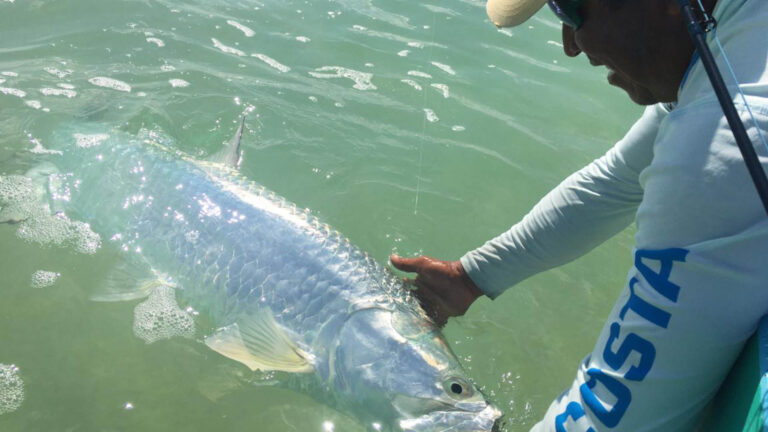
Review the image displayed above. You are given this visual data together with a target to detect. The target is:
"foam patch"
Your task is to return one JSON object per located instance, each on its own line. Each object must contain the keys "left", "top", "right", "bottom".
{"left": 16, "top": 211, "right": 101, "bottom": 254}
{"left": 0, "top": 364, "right": 24, "bottom": 415}
{"left": 133, "top": 285, "right": 195, "bottom": 344}
{"left": 0, "top": 174, "right": 101, "bottom": 254}
{"left": 30, "top": 270, "right": 60, "bottom": 289}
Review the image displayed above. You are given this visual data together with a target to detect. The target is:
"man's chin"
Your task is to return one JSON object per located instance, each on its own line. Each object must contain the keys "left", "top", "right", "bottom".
{"left": 608, "top": 70, "right": 659, "bottom": 106}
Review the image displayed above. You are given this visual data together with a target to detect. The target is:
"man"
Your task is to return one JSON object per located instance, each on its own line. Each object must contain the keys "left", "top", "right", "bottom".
{"left": 391, "top": 0, "right": 768, "bottom": 430}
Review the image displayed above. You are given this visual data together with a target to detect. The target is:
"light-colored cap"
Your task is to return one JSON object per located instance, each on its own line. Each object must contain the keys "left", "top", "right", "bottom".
{"left": 486, "top": 0, "right": 548, "bottom": 28}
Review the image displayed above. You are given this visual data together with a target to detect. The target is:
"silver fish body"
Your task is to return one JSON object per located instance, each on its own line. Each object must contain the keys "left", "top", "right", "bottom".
{"left": 48, "top": 125, "right": 501, "bottom": 431}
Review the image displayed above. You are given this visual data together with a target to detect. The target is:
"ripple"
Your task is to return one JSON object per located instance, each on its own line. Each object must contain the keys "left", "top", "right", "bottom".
{"left": 422, "top": 4, "right": 460, "bottom": 16}
{"left": 407, "top": 70, "right": 432, "bottom": 79}
{"left": 350, "top": 25, "right": 445, "bottom": 49}
{"left": 44, "top": 67, "right": 71, "bottom": 79}
{"left": 397, "top": 50, "right": 409, "bottom": 57}
{"left": 430, "top": 83, "right": 449, "bottom": 98}
{"left": 251, "top": 53, "right": 291, "bottom": 73}
{"left": 296, "top": 36, "right": 311, "bottom": 43}
{"left": 88, "top": 77, "right": 131, "bottom": 92}
{"left": 483, "top": 44, "right": 569, "bottom": 73}
{"left": 431, "top": 61, "right": 456, "bottom": 75}
{"left": 227, "top": 20, "right": 255, "bottom": 37}
{"left": 211, "top": 38, "right": 245, "bottom": 56}
{"left": 1, "top": 71, "right": 18, "bottom": 77}
{"left": 309, "top": 66, "right": 376, "bottom": 91}
{"left": 400, "top": 79, "right": 422, "bottom": 91}
{"left": 146, "top": 37, "right": 165, "bottom": 47}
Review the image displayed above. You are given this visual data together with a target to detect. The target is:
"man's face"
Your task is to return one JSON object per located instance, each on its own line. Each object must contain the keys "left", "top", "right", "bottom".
{"left": 561, "top": 0, "right": 695, "bottom": 105}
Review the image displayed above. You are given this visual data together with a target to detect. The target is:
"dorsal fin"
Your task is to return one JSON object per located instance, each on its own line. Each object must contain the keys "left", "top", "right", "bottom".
{"left": 208, "top": 117, "right": 245, "bottom": 168}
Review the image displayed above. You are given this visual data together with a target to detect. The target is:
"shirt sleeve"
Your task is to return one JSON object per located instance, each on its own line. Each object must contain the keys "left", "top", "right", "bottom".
{"left": 460, "top": 105, "right": 668, "bottom": 298}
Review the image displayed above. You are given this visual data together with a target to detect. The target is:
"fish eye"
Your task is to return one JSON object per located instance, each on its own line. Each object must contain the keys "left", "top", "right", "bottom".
{"left": 442, "top": 376, "right": 473, "bottom": 399}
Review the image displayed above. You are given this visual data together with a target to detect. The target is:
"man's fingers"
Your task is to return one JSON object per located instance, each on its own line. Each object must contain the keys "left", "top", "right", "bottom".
{"left": 390, "top": 254, "right": 423, "bottom": 273}
{"left": 411, "top": 283, "right": 450, "bottom": 327}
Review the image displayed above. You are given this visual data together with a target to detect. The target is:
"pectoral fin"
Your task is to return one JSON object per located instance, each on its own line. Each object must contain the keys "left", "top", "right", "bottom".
{"left": 205, "top": 309, "right": 314, "bottom": 373}
{"left": 91, "top": 258, "right": 159, "bottom": 302}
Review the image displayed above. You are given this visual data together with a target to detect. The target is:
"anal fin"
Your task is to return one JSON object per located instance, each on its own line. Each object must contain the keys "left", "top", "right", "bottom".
{"left": 205, "top": 308, "right": 314, "bottom": 373}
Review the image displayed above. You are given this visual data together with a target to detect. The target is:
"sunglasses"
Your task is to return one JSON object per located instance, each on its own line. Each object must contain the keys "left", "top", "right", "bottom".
{"left": 547, "top": 0, "right": 585, "bottom": 29}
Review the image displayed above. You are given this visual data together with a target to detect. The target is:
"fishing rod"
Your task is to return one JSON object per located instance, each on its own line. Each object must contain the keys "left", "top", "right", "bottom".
{"left": 676, "top": 0, "right": 768, "bottom": 215}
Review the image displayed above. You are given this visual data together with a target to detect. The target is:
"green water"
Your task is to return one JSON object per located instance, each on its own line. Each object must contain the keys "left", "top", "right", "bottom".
{"left": 0, "top": 0, "right": 643, "bottom": 430}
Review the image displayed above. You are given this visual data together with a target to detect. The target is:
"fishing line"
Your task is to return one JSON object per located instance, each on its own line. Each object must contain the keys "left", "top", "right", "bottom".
{"left": 694, "top": 0, "right": 768, "bottom": 155}
{"left": 414, "top": 12, "right": 438, "bottom": 215}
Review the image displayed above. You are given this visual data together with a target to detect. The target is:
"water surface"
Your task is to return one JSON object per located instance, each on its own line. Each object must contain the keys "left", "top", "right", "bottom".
{"left": 0, "top": 0, "right": 642, "bottom": 430}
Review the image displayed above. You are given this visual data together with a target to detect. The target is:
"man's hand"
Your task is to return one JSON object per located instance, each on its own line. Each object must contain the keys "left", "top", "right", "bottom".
{"left": 389, "top": 254, "right": 484, "bottom": 327}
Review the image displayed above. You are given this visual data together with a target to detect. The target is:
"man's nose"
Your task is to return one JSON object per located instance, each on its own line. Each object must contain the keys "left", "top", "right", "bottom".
{"left": 562, "top": 24, "right": 581, "bottom": 57}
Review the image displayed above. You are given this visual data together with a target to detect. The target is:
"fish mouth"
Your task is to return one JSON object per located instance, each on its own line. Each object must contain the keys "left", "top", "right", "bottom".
{"left": 398, "top": 404, "right": 502, "bottom": 432}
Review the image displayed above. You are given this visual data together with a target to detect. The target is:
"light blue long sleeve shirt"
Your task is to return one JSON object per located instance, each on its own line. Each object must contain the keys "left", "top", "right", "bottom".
{"left": 461, "top": 0, "right": 768, "bottom": 430}
{"left": 461, "top": 0, "right": 768, "bottom": 300}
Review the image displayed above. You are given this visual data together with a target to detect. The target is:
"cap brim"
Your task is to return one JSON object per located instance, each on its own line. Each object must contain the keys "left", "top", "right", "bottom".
{"left": 486, "top": 0, "right": 547, "bottom": 28}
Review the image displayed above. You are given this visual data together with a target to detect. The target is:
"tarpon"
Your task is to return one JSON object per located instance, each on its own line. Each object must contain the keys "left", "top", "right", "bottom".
{"left": 3, "top": 120, "right": 501, "bottom": 431}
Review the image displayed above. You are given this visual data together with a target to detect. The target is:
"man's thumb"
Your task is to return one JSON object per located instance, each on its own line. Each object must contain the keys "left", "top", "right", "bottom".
{"left": 390, "top": 254, "right": 421, "bottom": 273}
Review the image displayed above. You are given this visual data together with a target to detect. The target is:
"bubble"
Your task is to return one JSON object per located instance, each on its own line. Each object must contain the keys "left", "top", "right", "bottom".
{"left": 25, "top": 100, "right": 42, "bottom": 110}
{"left": 30, "top": 270, "right": 60, "bottom": 288}
{"left": 88, "top": 77, "right": 131, "bottom": 93}
{"left": 133, "top": 285, "right": 195, "bottom": 343}
{"left": 0, "top": 364, "right": 24, "bottom": 415}
{"left": 68, "top": 220, "right": 102, "bottom": 254}
{"left": 40, "top": 88, "right": 77, "bottom": 98}
{"left": 168, "top": 79, "right": 190, "bottom": 88}
{"left": 0, "top": 87, "right": 26, "bottom": 98}
{"left": 0, "top": 175, "right": 34, "bottom": 205}
{"left": 423, "top": 108, "right": 439, "bottom": 123}
{"left": 73, "top": 133, "right": 109, "bottom": 148}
